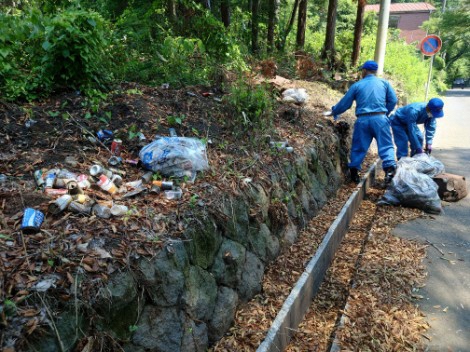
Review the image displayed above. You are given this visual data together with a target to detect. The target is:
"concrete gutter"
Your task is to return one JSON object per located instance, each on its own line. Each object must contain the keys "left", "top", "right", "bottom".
{"left": 257, "top": 161, "right": 378, "bottom": 352}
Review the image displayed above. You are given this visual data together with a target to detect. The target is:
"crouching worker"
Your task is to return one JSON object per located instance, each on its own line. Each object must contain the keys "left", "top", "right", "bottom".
{"left": 390, "top": 98, "right": 444, "bottom": 159}
{"left": 330, "top": 60, "right": 398, "bottom": 184}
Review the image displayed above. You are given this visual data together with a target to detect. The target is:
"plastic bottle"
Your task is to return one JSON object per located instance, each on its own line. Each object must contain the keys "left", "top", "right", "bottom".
{"left": 164, "top": 187, "right": 183, "bottom": 200}
{"left": 92, "top": 204, "right": 112, "bottom": 219}
{"left": 110, "top": 204, "right": 128, "bottom": 216}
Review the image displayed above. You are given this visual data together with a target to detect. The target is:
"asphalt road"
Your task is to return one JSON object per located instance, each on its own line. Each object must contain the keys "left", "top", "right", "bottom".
{"left": 392, "top": 88, "right": 470, "bottom": 351}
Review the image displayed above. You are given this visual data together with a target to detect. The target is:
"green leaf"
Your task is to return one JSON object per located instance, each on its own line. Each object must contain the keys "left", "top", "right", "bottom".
{"left": 87, "top": 19, "right": 96, "bottom": 27}
{"left": 0, "top": 48, "right": 10, "bottom": 58}
{"left": 42, "top": 41, "right": 52, "bottom": 51}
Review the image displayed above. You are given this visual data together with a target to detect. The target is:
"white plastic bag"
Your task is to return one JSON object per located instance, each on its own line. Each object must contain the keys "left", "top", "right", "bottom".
{"left": 139, "top": 137, "right": 209, "bottom": 178}
{"left": 397, "top": 154, "right": 445, "bottom": 177}
{"left": 282, "top": 88, "right": 308, "bottom": 104}
{"left": 379, "top": 165, "right": 442, "bottom": 214}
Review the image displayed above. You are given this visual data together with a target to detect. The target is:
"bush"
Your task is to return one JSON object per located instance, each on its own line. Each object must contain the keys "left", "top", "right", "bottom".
{"left": 0, "top": 8, "right": 112, "bottom": 101}
{"left": 225, "top": 79, "right": 275, "bottom": 137}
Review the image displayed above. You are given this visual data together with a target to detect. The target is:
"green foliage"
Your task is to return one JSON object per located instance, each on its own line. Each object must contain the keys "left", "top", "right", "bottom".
{"left": 0, "top": 8, "right": 112, "bottom": 101}
{"left": 226, "top": 79, "right": 275, "bottom": 136}
{"left": 167, "top": 114, "right": 186, "bottom": 126}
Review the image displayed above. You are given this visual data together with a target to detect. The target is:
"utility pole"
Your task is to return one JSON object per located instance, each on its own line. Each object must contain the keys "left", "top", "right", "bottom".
{"left": 374, "top": 0, "right": 391, "bottom": 75}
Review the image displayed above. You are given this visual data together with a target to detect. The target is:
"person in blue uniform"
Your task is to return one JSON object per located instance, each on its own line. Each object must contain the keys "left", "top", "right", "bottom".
{"left": 390, "top": 98, "right": 444, "bottom": 159}
{"left": 330, "top": 60, "right": 398, "bottom": 184}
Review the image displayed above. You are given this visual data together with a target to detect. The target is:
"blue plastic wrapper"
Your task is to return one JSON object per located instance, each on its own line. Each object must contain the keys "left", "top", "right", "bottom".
{"left": 97, "top": 129, "right": 113, "bottom": 141}
{"left": 21, "top": 208, "right": 45, "bottom": 233}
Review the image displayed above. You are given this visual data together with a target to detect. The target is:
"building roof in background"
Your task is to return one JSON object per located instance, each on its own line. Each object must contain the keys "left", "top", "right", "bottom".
{"left": 365, "top": 2, "right": 436, "bottom": 13}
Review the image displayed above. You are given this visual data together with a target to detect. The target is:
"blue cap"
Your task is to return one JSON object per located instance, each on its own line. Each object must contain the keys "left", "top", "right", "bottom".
{"left": 427, "top": 98, "right": 444, "bottom": 118}
{"left": 361, "top": 60, "right": 378, "bottom": 71}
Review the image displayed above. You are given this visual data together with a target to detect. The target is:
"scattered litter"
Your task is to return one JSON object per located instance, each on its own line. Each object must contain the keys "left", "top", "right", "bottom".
{"left": 20, "top": 208, "right": 45, "bottom": 234}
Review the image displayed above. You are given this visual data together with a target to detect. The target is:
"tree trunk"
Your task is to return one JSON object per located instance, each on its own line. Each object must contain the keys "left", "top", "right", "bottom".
{"left": 296, "top": 0, "right": 308, "bottom": 49}
{"left": 267, "top": 0, "right": 280, "bottom": 53}
{"left": 167, "top": 0, "right": 177, "bottom": 23}
{"left": 199, "top": 0, "right": 211, "bottom": 10}
{"left": 277, "top": 0, "right": 299, "bottom": 51}
{"left": 221, "top": 0, "right": 231, "bottom": 27}
{"left": 251, "top": 0, "right": 260, "bottom": 55}
{"left": 322, "top": 0, "right": 338, "bottom": 64}
{"left": 351, "top": 0, "right": 366, "bottom": 67}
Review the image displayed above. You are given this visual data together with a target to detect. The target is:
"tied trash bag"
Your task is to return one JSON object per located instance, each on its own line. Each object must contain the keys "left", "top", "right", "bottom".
{"left": 379, "top": 165, "right": 442, "bottom": 214}
{"left": 139, "top": 137, "right": 209, "bottom": 179}
{"left": 397, "top": 153, "right": 445, "bottom": 177}
{"left": 281, "top": 88, "right": 308, "bottom": 104}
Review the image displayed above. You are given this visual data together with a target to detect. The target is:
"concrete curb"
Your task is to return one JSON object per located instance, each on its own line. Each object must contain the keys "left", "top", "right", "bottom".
{"left": 257, "top": 161, "right": 379, "bottom": 352}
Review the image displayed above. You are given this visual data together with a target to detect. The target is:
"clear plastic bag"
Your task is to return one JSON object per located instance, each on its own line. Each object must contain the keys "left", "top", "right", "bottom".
{"left": 282, "top": 88, "right": 308, "bottom": 104}
{"left": 139, "top": 137, "right": 209, "bottom": 178}
{"left": 379, "top": 165, "right": 442, "bottom": 214}
{"left": 397, "top": 153, "right": 445, "bottom": 177}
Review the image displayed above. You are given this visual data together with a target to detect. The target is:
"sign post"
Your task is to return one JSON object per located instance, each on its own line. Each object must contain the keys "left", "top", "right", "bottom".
{"left": 420, "top": 35, "right": 442, "bottom": 101}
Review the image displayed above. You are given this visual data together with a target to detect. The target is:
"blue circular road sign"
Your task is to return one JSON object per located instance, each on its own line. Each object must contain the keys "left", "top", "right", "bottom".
{"left": 420, "top": 35, "right": 442, "bottom": 56}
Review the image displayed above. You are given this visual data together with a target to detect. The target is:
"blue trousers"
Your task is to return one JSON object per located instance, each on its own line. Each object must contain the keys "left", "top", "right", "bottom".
{"left": 391, "top": 120, "right": 424, "bottom": 159}
{"left": 349, "top": 114, "right": 396, "bottom": 171}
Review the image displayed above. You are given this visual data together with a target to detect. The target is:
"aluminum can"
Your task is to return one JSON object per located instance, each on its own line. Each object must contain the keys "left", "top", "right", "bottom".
{"left": 48, "top": 194, "right": 73, "bottom": 214}
{"left": 67, "top": 180, "right": 83, "bottom": 195}
{"left": 21, "top": 208, "right": 45, "bottom": 234}
{"left": 44, "top": 172, "right": 56, "bottom": 189}
{"left": 44, "top": 188, "right": 68, "bottom": 196}
{"left": 108, "top": 156, "right": 122, "bottom": 166}
{"left": 164, "top": 188, "right": 183, "bottom": 200}
{"left": 89, "top": 164, "right": 113, "bottom": 179}
{"left": 141, "top": 171, "right": 154, "bottom": 183}
{"left": 68, "top": 201, "right": 92, "bottom": 215}
{"left": 34, "top": 170, "right": 44, "bottom": 187}
{"left": 97, "top": 174, "right": 117, "bottom": 194}
{"left": 111, "top": 139, "right": 122, "bottom": 155}
{"left": 152, "top": 180, "right": 174, "bottom": 190}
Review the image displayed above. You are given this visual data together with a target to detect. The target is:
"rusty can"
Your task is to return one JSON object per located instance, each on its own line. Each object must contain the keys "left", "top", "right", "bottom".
{"left": 111, "top": 139, "right": 122, "bottom": 156}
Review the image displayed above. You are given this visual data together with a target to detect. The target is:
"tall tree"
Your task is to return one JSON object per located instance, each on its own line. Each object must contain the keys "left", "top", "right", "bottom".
{"left": 322, "top": 0, "right": 338, "bottom": 64}
{"left": 220, "top": 0, "right": 231, "bottom": 27}
{"left": 277, "top": 0, "right": 299, "bottom": 51}
{"left": 351, "top": 0, "right": 367, "bottom": 67}
{"left": 167, "top": 0, "right": 177, "bottom": 23}
{"left": 251, "top": 0, "right": 260, "bottom": 54}
{"left": 267, "top": 0, "right": 280, "bottom": 52}
{"left": 296, "top": 0, "right": 308, "bottom": 49}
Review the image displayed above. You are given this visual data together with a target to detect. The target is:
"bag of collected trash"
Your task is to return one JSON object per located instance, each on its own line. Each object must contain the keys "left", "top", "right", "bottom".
{"left": 432, "top": 173, "right": 468, "bottom": 202}
{"left": 281, "top": 88, "right": 308, "bottom": 104}
{"left": 139, "top": 137, "right": 209, "bottom": 179}
{"left": 379, "top": 164, "right": 442, "bottom": 214}
{"left": 397, "top": 153, "right": 445, "bottom": 177}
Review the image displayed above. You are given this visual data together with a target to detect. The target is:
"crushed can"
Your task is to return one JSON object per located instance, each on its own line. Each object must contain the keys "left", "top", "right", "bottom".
{"left": 141, "top": 171, "right": 153, "bottom": 184}
{"left": 108, "top": 156, "right": 122, "bottom": 166}
{"left": 44, "top": 188, "right": 68, "bottom": 196}
{"left": 77, "top": 174, "right": 91, "bottom": 189}
{"left": 48, "top": 194, "right": 73, "bottom": 215}
{"left": 68, "top": 201, "right": 92, "bottom": 215}
{"left": 21, "top": 208, "right": 45, "bottom": 234}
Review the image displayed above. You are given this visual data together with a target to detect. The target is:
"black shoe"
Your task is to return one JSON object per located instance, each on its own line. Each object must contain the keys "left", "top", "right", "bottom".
{"left": 349, "top": 168, "right": 360, "bottom": 184}
{"left": 384, "top": 166, "right": 396, "bottom": 185}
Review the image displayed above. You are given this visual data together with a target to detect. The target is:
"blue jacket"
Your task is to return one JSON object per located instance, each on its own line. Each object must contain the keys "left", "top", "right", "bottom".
{"left": 392, "top": 102, "right": 437, "bottom": 150}
{"left": 332, "top": 74, "right": 397, "bottom": 117}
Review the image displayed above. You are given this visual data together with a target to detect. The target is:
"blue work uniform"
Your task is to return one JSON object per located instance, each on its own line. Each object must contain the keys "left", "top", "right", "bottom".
{"left": 332, "top": 74, "right": 398, "bottom": 171}
{"left": 390, "top": 102, "right": 437, "bottom": 159}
